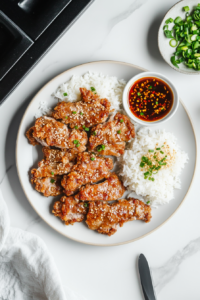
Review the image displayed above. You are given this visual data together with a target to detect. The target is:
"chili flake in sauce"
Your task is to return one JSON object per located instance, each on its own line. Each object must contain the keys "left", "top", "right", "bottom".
{"left": 129, "top": 77, "right": 173, "bottom": 122}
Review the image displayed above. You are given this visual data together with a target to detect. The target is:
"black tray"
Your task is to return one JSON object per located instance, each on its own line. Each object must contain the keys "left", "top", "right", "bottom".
{"left": 0, "top": 0, "right": 94, "bottom": 105}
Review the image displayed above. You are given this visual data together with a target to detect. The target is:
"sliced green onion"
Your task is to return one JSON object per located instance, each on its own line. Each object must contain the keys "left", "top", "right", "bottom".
{"left": 50, "top": 179, "right": 55, "bottom": 183}
{"left": 163, "top": 25, "right": 168, "bottom": 30}
{"left": 63, "top": 92, "right": 68, "bottom": 96}
{"left": 142, "top": 156, "right": 148, "bottom": 162}
{"left": 117, "top": 130, "right": 121, "bottom": 134}
{"left": 120, "top": 119, "right": 124, "bottom": 123}
{"left": 165, "top": 18, "right": 173, "bottom": 24}
{"left": 191, "top": 34, "right": 197, "bottom": 41}
{"left": 74, "top": 125, "right": 78, "bottom": 129}
{"left": 183, "top": 6, "right": 189, "bottom": 12}
{"left": 91, "top": 87, "right": 95, "bottom": 92}
{"left": 193, "top": 41, "right": 199, "bottom": 49}
{"left": 80, "top": 112, "right": 84, "bottom": 115}
{"left": 171, "top": 56, "right": 179, "bottom": 68}
{"left": 169, "top": 38, "right": 178, "bottom": 47}
{"left": 191, "top": 25, "right": 198, "bottom": 31}
{"left": 140, "top": 162, "right": 145, "bottom": 168}
{"left": 90, "top": 157, "right": 95, "bottom": 161}
{"left": 164, "top": 30, "right": 174, "bottom": 38}
{"left": 72, "top": 111, "right": 77, "bottom": 114}
{"left": 148, "top": 150, "right": 154, "bottom": 153}
{"left": 73, "top": 140, "right": 79, "bottom": 144}
{"left": 174, "top": 16, "right": 182, "bottom": 24}
{"left": 51, "top": 172, "right": 54, "bottom": 175}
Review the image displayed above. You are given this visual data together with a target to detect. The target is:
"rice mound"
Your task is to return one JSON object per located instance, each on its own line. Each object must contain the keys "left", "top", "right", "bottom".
{"left": 117, "top": 127, "right": 189, "bottom": 207}
{"left": 53, "top": 71, "right": 126, "bottom": 111}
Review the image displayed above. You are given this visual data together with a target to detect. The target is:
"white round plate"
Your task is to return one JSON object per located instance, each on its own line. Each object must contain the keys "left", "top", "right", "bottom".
{"left": 16, "top": 61, "right": 197, "bottom": 246}
{"left": 158, "top": 0, "right": 200, "bottom": 74}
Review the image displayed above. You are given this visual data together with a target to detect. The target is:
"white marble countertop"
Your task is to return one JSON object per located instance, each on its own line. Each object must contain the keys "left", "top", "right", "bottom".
{"left": 0, "top": 0, "right": 200, "bottom": 299}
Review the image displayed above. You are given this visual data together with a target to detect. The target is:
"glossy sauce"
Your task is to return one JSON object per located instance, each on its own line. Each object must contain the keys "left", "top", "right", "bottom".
{"left": 128, "top": 77, "right": 173, "bottom": 122}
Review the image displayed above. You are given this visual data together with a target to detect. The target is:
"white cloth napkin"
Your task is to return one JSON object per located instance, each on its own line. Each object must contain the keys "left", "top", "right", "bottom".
{"left": 0, "top": 189, "right": 86, "bottom": 300}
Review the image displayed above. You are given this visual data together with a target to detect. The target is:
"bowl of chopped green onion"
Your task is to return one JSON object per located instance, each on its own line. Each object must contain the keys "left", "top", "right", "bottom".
{"left": 158, "top": 0, "right": 200, "bottom": 74}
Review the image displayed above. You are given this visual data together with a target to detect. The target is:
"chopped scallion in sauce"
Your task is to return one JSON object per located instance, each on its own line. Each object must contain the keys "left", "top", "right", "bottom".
{"left": 129, "top": 77, "right": 173, "bottom": 122}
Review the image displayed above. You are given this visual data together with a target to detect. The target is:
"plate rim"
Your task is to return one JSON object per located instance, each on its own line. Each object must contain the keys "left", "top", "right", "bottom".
{"left": 158, "top": 0, "right": 200, "bottom": 75}
{"left": 16, "top": 60, "right": 198, "bottom": 246}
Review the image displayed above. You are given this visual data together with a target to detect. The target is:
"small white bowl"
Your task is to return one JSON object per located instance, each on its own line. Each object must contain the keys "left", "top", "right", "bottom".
{"left": 122, "top": 71, "right": 179, "bottom": 126}
{"left": 158, "top": 0, "right": 200, "bottom": 74}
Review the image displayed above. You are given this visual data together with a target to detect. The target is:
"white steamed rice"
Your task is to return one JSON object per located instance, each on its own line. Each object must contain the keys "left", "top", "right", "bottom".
{"left": 53, "top": 71, "right": 126, "bottom": 111}
{"left": 117, "top": 127, "right": 189, "bottom": 207}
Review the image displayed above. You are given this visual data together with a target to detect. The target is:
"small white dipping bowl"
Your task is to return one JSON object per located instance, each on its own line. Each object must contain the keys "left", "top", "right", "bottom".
{"left": 122, "top": 71, "right": 179, "bottom": 126}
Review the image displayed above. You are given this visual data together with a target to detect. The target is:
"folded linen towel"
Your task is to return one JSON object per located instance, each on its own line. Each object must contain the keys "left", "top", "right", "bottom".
{"left": 0, "top": 189, "right": 85, "bottom": 300}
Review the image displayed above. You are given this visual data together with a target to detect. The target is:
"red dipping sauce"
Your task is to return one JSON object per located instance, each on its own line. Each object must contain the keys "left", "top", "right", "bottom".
{"left": 128, "top": 77, "right": 174, "bottom": 122}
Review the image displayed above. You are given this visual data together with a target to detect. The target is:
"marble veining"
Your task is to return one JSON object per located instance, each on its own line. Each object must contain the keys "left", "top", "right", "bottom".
{"left": 0, "top": 164, "right": 14, "bottom": 186}
{"left": 94, "top": 0, "right": 149, "bottom": 52}
{"left": 152, "top": 236, "right": 200, "bottom": 294}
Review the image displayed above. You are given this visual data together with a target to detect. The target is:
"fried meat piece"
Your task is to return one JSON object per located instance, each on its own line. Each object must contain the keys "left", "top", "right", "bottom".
{"left": 89, "top": 113, "right": 135, "bottom": 156}
{"left": 31, "top": 159, "right": 74, "bottom": 180}
{"left": 42, "top": 147, "right": 79, "bottom": 164}
{"left": 86, "top": 199, "right": 152, "bottom": 236}
{"left": 96, "top": 142, "right": 126, "bottom": 157}
{"left": 26, "top": 116, "right": 87, "bottom": 151}
{"left": 52, "top": 196, "right": 87, "bottom": 225}
{"left": 33, "top": 176, "right": 63, "bottom": 197}
{"left": 75, "top": 173, "right": 125, "bottom": 201}
{"left": 26, "top": 126, "right": 39, "bottom": 146}
{"left": 52, "top": 88, "right": 111, "bottom": 129}
{"left": 61, "top": 152, "right": 113, "bottom": 196}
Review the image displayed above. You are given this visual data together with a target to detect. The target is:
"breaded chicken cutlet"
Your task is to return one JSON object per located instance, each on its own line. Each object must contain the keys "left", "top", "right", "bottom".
{"left": 89, "top": 113, "right": 135, "bottom": 156}
{"left": 61, "top": 152, "right": 113, "bottom": 196}
{"left": 26, "top": 116, "right": 87, "bottom": 151}
{"left": 31, "top": 147, "right": 79, "bottom": 197}
{"left": 52, "top": 196, "right": 87, "bottom": 225}
{"left": 52, "top": 88, "right": 111, "bottom": 129}
{"left": 86, "top": 199, "right": 152, "bottom": 236}
{"left": 74, "top": 173, "right": 126, "bottom": 201}
{"left": 33, "top": 176, "right": 63, "bottom": 197}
